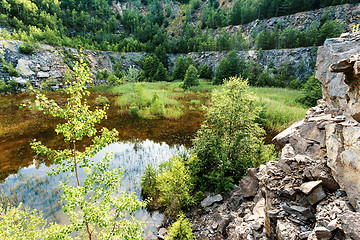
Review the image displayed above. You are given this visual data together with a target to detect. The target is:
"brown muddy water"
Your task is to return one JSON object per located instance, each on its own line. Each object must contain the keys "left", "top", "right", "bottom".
{"left": 0, "top": 91, "right": 205, "bottom": 239}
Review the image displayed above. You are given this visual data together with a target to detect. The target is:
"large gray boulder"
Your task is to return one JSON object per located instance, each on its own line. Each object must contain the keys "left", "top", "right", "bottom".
{"left": 316, "top": 32, "right": 360, "bottom": 111}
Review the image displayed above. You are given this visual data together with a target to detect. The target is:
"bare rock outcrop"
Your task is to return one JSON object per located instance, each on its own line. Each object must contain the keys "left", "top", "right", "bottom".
{"left": 316, "top": 32, "right": 360, "bottom": 111}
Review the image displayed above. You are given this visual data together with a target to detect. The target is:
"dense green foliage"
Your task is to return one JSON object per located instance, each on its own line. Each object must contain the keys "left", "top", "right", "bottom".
{"left": 212, "top": 50, "right": 311, "bottom": 88}
{"left": 296, "top": 74, "right": 323, "bottom": 107}
{"left": 213, "top": 50, "right": 240, "bottom": 84}
{"left": 182, "top": 65, "right": 200, "bottom": 89}
{"left": 140, "top": 156, "right": 194, "bottom": 220}
{"left": 254, "top": 20, "right": 343, "bottom": 50}
{"left": 0, "top": 0, "right": 349, "bottom": 54}
{"left": 191, "top": 77, "right": 276, "bottom": 193}
{"left": 19, "top": 42, "right": 38, "bottom": 54}
{"left": 228, "top": 0, "right": 359, "bottom": 25}
{"left": 165, "top": 213, "right": 195, "bottom": 240}
{"left": 0, "top": 79, "right": 18, "bottom": 93}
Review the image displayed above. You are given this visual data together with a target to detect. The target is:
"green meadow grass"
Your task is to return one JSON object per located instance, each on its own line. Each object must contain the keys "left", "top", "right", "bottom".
{"left": 91, "top": 82, "right": 308, "bottom": 131}
{"left": 92, "top": 80, "right": 214, "bottom": 119}
{"left": 250, "top": 87, "right": 308, "bottom": 132}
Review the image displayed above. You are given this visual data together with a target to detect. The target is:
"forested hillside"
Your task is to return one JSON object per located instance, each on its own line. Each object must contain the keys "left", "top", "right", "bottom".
{"left": 0, "top": 0, "right": 357, "bottom": 53}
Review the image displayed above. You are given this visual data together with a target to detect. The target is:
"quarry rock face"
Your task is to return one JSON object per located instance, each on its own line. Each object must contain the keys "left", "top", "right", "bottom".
{"left": 316, "top": 32, "right": 360, "bottom": 110}
{"left": 0, "top": 39, "right": 316, "bottom": 91}
{"left": 190, "top": 33, "right": 360, "bottom": 240}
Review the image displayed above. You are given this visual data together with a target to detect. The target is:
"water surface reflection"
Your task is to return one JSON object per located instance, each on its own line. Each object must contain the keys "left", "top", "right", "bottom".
{"left": 0, "top": 140, "right": 186, "bottom": 239}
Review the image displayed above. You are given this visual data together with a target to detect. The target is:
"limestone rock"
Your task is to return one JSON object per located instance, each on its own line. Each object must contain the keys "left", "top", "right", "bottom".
{"left": 239, "top": 169, "right": 259, "bottom": 198}
{"left": 37, "top": 71, "right": 50, "bottom": 78}
{"left": 299, "top": 181, "right": 323, "bottom": 194}
{"left": 157, "top": 228, "right": 168, "bottom": 240}
{"left": 325, "top": 123, "right": 360, "bottom": 210}
{"left": 16, "top": 59, "right": 34, "bottom": 77}
{"left": 316, "top": 33, "right": 360, "bottom": 110}
{"left": 314, "top": 226, "right": 332, "bottom": 240}
{"left": 276, "top": 220, "right": 300, "bottom": 240}
{"left": 339, "top": 211, "right": 360, "bottom": 240}
{"left": 272, "top": 120, "right": 304, "bottom": 150}
{"left": 201, "top": 194, "right": 223, "bottom": 207}
{"left": 307, "top": 185, "right": 326, "bottom": 205}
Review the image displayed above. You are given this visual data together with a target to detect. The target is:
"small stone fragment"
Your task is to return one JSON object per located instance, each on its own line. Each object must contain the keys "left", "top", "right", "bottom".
{"left": 201, "top": 194, "right": 223, "bottom": 207}
{"left": 307, "top": 185, "right": 326, "bottom": 205}
{"left": 314, "top": 226, "right": 332, "bottom": 240}
{"left": 300, "top": 181, "right": 323, "bottom": 194}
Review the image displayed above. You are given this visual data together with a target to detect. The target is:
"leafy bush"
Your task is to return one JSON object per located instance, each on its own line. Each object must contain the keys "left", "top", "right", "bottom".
{"left": 157, "top": 157, "right": 194, "bottom": 219}
{"left": 107, "top": 72, "right": 123, "bottom": 85}
{"left": 213, "top": 50, "right": 239, "bottom": 85}
{"left": 172, "top": 56, "right": 196, "bottom": 81}
{"left": 0, "top": 79, "right": 18, "bottom": 93}
{"left": 150, "top": 93, "right": 165, "bottom": 117}
{"left": 165, "top": 213, "right": 194, "bottom": 240}
{"left": 199, "top": 64, "right": 212, "bottom": 79}
{"left": 140, "top": 156, "right": 194, "bottom": 220}
{"left": 124, "top": 66, "right": 139, "bottom": 83}
{"left": 0, "top": 203, "right": 64, "bottom": 239}
{"left": 39, "top": 78, "right": 59, "bottom": 91}
{"left": 1, "top": 60, "right": 20, "bottom": 77}
{"left": 129, "top": 104, "right": 141, "bottom": 118}
{"left": 19, "top": 42, "right": 37, "bottom": 54}
{"left": 193, "top": 191, "right": 205, "bottom": 204}
{"left": 140, "top": 163, "right": 158, "bottom": 204}
{"left": 95, "top": 95, "right": 109, "bottom": 106}
{"left": 191, "top": 77, "right": 275, "bottom": 193}
{"left": 296, "top": 74, "right": 322, "bottom": 107}
{"left": 154, "top": 62, "right": 168, "bottom": 82}
{"left": 182, "top": 65, "right": 200, "bottom": 89}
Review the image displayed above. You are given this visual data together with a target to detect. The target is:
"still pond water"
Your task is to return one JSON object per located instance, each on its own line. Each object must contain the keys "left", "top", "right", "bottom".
{"left": 0, "top": 92, "right": 205, "bottom": 239}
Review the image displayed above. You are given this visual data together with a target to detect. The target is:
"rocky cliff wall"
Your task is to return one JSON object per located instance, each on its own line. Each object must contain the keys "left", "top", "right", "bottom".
{"left": 171, "top": 46, "right": 316, "bottom": 82}
{"left": 0, "top": 39, "right": 315, "bottom": 90}
{"left": 216, "top": 3, "right": 360, "bottom": 38}
{"left": 188, "top": 34, "right": 360, "bottom": 240}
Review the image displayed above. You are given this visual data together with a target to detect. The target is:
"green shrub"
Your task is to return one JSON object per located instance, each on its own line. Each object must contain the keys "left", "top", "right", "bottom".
{"left": 199, "top": 64, "right": 212, "bottom": 79}
{"left": 39, "top": 78, "right": 59, "bottom": 91}
{"left": 157, "top": 157, "right": 193, "bottom": 219}
{"left": 140, "top": 163, "right": 158, "bottom": 204}
{"left": 150, "top": 93, "right": 165, "bottom": 117}
{"left": 107, "top": 72, "right": 123, "bottom": 85}
{"left": 296, "top": 74, "right": 322, "bottom": 107}
{"left": 193, "top": 191, "right": 205, "bottom": 204}
{"left": 140, "top": 156, "right": 194, "bottom": 220}
{"left": 129, "top": 104, "right": 140, "bottom": 118}
{"left": 0, "top": 79, "right": 18, "bottom": 93}
{"left": 2, "top": 60, "right": 20, "bottom": 77}
{"left": 192, "top": 77, "right": 275, "bottom": 193}
{"left": 19, "top": 42, "right": 37, "bottom": 54}
{"left": 182, "top": 65, "right": 199, "bottom": 89}
{"left": 165, "top": 213, "right": 194, "bottom": 240}
{"left": 213, "top": 50, "right": 239, "bottom": 85}
{"left": 95, "top": 95, "right": 109, "bottom": 106}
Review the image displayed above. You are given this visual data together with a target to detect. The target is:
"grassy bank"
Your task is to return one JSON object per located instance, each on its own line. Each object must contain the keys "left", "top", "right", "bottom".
{"left": 250, "top": 87, "right": 308, "bottom": 132}
{"left": 91, "top": 80, "right": 215, "bottom": 120}
{"left": 92, "top": 83, "right": 308, "bottom": 133}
